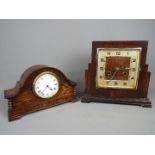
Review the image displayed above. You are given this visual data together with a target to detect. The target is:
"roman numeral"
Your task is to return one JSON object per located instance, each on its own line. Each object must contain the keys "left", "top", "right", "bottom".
{"left": 107, "top": 51, "right": 111, "bottom": 55}
{"left": 116, "top": 51, "right": 120, "bottom": 55}
{"left": 100, "top": 67, "right": 104, "bottom": 70}
{"left": 123, "top": 82, "right": 127, "bottom": 86}
{"left": 100, "top": 58, "right": 105, "bottom": 62}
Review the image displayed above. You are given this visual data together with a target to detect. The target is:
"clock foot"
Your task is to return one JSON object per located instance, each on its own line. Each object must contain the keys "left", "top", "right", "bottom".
{"left": 81, "top": 100, "right": 91, "bottom": 103}
{"left": 141, "top": 104, "right": 152, "bottom": 108}
{"left": 81, "top": 96, "right": 91, "bottom": 103}
{"left": 81, "top": 94, "right": 152, "bottom": 107}
{"left": 9, "top": 113, "right": 23, "bottom": 121}
{"left": 141, "top": 101, "right": 152, "bottom": 108}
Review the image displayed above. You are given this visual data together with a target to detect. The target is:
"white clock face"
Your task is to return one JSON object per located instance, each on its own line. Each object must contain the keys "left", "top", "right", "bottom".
{"left": 33, "top": 72, "right": 59, "bottom": 99}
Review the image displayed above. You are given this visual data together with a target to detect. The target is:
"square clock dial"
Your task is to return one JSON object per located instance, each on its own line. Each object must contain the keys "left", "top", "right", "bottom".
{"left": 96, "top": 48, "right": 141, "bottom": 89}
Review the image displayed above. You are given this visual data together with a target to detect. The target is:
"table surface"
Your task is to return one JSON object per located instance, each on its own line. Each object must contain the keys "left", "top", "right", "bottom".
{"left": 0, "top": 92, "right": 155, "bottom": 135}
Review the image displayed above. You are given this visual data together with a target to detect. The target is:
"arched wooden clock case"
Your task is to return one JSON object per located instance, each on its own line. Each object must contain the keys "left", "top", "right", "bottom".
{"left": 81, "top": 41, "right": 151, "bottom": 107}
{"left": 4, "top": 65, "right": 77, "bottom": 121}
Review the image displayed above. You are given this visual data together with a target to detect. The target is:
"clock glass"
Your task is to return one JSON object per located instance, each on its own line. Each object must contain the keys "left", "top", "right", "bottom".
{"left": 33, "top": 71, "right": 59, "bottom": 98}
{"left": 96, "top": 48, "right": 141, "bottom": 89}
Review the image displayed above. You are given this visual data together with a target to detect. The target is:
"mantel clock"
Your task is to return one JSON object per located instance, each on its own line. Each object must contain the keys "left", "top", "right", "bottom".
{"left": 4, "top": 65, "right": 77, "bottom": 121}
{"left": 81, "top": 41, "right": 151, "bottom": 107}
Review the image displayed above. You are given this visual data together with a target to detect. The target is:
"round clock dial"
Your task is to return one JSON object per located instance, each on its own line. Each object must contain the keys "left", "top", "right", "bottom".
{"left": 33, "top": 72, "right": 59, "bottom": 99}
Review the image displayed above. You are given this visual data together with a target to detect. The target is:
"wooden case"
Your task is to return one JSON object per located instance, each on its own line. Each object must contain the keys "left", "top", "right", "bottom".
{"left": 4, "top": 65, "right": 77, "bottom": 121}
{"left": 81, "top": 41, "right": 151, "bottom": 107}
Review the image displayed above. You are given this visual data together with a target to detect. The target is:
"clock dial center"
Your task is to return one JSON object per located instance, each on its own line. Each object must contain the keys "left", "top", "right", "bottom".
{"left": 105, "top": 56, "right": 130, "bottom": 81}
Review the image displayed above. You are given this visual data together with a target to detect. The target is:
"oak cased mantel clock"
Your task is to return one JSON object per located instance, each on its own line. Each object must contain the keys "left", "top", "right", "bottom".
{"left": 4, "top": 65, "right": 77, "bottom": 121}
{"left": 81, "top": 41, "right": 151, "bottom": 107}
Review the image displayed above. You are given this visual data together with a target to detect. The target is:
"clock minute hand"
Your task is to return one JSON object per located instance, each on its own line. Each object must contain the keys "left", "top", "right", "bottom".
{"left": 42, "top": 85, "right": 48, "bottom": 93}
{"left": 108, "top": 66, "right": 120, "bottom": 81}
{"left": 108, "top": 67, "right": 130, "bottom": 82}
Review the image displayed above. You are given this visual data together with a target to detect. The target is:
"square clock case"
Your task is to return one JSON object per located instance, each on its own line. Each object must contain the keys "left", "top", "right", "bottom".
{"left": 81, "top": 41, "right": 151, "bottom": 107}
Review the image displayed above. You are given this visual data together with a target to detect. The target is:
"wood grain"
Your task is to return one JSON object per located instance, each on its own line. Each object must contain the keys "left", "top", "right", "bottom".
{"left": 82, "top": 41, "right": 151, "bottom": 107}
{"left": 4, "top": 65, "right": 77, "bottom": 121}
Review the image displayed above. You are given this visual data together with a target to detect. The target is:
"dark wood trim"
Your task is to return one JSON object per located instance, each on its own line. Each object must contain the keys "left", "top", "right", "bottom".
{"left": 81, "top": 94, "right": 152, "bottom": 107}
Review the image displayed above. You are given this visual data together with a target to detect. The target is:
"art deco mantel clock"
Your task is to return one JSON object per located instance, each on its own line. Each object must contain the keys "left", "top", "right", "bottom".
{"left": 4, "top": 65, "right": 77, "bottom": 121}
{"left": 81, "top": 41, "right": 151, "bottom": 107}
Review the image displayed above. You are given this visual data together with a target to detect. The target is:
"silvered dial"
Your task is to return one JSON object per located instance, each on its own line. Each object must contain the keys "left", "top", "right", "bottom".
{"left": 33, "top": 72, "right": 59, "bottom": 98}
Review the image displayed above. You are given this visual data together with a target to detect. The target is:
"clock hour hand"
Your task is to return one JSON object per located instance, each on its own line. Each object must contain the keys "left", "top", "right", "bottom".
{"left": 118, "top": 67, "right": 131, "bottom": 71}
{"left": 124, "top": 67, "right": 130, "bottom": 70}
{"left": 46, "top": 85, "right": 53, "bottom": 91}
